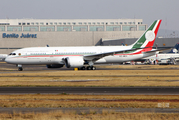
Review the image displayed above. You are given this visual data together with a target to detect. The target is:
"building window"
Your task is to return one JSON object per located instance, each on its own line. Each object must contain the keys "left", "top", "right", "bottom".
{"left": 23, "top": 26, "right": 39, "bottom": 31}
{"left": 18, "top": 23, "right": 21, "bottom": 25}
{"left": 115, "top": 22, "right": 118, "bottom": 24}
{"left": 110, "top": 22, "right": 114, "bottom": 25}
{"left": 50, "top": 22, "right": 53, "bottom": 25}
{"left": 72, "top": 22, "right": 76, "bottom": 25}
{"left": 122, "top": 25, "right": 137, "bottom": 31}
{"left": 54, "top": 22, "right": 57, "bottom": 25}
{"left": 63, "top": 28, "right": 69, "bottom": 31}
{"left": 47, "top": 28, "right": 52, "bottom": 31}
{"left": 101, "top": 22, "right": 104, "bottom": 24}
{"left": 0, "top": 26, "right": 5, "bottom": 31}
{"left": 63, "top": 22, "right": 66, "bottom": 25}
{"left": 59, "top": 22, "right": 62, "bottom": 25}
{"left": 90, "top": 26, "right": 104, "bottom": 31}
{"left": 124, "top": 22, "right": 127, "bottom": 24}
{"left": 31, "top": 22, "right": 34, "bottom": 25}
{"left": 92, "top": 22, "right": 95, "bottom": 25}
{"left": 57, "top": 26, "right": 72, "bottom": 31}
{"left": 22, "top": 23, "right": 26, "bottom": 25}
{"left": 36, "top": 23, "right": 39, "bottom": 25}
{"left": 7, "top": 26, "right": 22, "bottom": 31}
{"left": 73, "top": 26, "right": 87, "bottom": 31}
{"left": 40, "top": 22, "right": 44, "bottom": 25}
{"left": 139, "top": 25, "right": 146, "bottom": 31}
{"left": 0, "top": 23, "right": 9, "bottom": 25}
{"left": 78, "top": 22, "right": 82, "bottom": 25}
{"left": 106, "top": 26, "right": 121, "bottom": 31}
{"left": 40, "top": 26, "right": 55, "bottom": 31}
{"left": 96, "top": 28, "right": 103, "bottom": 31}
{"left": 97, "top": 22, "right": 100, "bottom": 25}
{"left": 67, "top": 22, "right": 71, "bottom": 25}
{"left": 120, "top": 22, "right": 123, "bottom": 24}
{"left": 84, "top": 22, "right": 87, "bottom": 25}
{"left": 88, "top": 22, "right": 91, "bottom": 25}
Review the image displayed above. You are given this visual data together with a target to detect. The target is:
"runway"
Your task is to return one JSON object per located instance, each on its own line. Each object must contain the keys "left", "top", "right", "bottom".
{"left": 0, "top": 87, "right": 179, "bottom": 95}
{"left": 1, "top": 107, "right": 179, "bottom": 114}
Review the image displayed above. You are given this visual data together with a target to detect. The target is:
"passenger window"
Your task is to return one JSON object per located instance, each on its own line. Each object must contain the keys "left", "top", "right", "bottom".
{"left": 12, "top": 53, "right": 16, "bottom": 55}
{"left": 9, "top": 53, "right": 12, "bottom": 55}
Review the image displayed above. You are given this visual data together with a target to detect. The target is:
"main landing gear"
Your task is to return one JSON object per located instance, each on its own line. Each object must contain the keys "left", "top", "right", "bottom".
{"left": 79, "top": 66, "right": 96, "bottom": 70}
{"left": 17, "top": 64, "right": 23, "bottom": 71}
{"left": 87, "top": 66, "right": 96, "bottom": 70}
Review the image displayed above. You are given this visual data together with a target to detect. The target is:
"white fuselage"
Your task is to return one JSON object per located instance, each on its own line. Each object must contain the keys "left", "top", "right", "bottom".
{"left": 145, "top": 53, "right": 179, "bottom": 61}
{"left": 5, "top": 46, "right": 155, "bottom": 65}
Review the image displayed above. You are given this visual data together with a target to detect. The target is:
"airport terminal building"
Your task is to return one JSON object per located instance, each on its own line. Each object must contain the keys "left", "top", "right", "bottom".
{"left": 0, "top": 19, "right": 147, "bottom": 54}
{"left": 0, "top": 18, "right": 178, "bottom": 54}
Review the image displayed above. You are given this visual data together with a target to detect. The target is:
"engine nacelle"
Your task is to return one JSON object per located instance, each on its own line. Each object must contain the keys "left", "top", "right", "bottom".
{"left": 64, "top": 56, "right": 84, "bottom": 68}
{"left": 46, "top": 64, "right": 64, "bottom": 68}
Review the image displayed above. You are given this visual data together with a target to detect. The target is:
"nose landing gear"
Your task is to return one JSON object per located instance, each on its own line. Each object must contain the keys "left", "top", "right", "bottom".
{"left": 17, "top": 64, "right": 23, "bottom": 71}
{"left": 18, "top": 67, "right": 23, "bottom": 71}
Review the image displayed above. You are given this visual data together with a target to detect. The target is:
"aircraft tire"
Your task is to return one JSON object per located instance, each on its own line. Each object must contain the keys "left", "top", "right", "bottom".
{"left": 87, "top": 66, "right": 96, "bottom": 70}
{"left": 18, "top": 67, "right": 23, "bottom": 71}
{"left": 87, "top": 66, "right": 91, "bottom": 70}
{"left": 91, "top": 66, "right": 96, "bottom": 70}
{"left": 79, "top": 66, "right": 86, "bottom": 70}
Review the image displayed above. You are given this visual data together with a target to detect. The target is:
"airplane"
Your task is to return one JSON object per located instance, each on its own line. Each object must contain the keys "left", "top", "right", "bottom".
{"left": 143, "top": 43, "right": 179, "bottom": 64}
{"left": 5, "top": 20, "right": 162, "bottom": 71}
{"left": 0, "top": 54, "right": 8, "bottom": 61}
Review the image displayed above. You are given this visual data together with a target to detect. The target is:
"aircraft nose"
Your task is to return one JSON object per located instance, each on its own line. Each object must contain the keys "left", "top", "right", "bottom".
{"left": 4, "top": 57, "right": 8, "bottom": 62}
{"left": 5, "top": 57, "right": 18, "bottom": 64}
{"left": 5, "top": 57, "right": 11, "bottom": 63}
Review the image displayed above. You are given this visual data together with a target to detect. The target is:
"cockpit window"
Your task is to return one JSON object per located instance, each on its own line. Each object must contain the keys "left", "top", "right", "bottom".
{"left": 9, "top": 53, "right": 16, "bottom": 56}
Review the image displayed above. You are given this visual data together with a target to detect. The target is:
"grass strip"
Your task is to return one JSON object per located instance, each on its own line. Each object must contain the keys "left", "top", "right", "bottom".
{"left": 0, "top": 94, "right": 178, "bottom": 108}
{"left": 0, "top": 111, "right": 179, "bottom": 120}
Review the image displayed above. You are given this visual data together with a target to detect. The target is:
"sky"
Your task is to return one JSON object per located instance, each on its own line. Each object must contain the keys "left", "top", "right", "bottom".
{"left": 0, "top": 0, "right": 178, "bottom": 32}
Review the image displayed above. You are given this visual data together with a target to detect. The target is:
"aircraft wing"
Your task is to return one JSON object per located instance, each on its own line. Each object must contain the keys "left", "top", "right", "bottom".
{"left": 84, "top": 47, "right": 148, "bottom": 61}
{"left": 84, "top": 47, "right": 172, "bottom": 61}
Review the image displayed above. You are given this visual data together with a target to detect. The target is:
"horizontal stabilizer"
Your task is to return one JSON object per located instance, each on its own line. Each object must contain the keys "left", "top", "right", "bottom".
{"left": 145, "top": 47, "right": 172, "bottom": 53}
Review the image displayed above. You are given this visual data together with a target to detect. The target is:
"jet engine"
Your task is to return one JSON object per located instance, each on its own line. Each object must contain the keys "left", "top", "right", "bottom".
{"left": 46, "top": 64, "right": 64, "bottom": 68}
{"left": 64, "top": 56, "right": 84, "bottom": 68}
